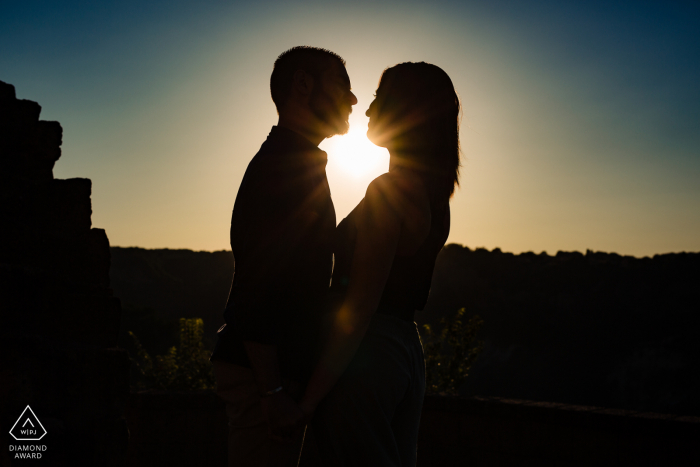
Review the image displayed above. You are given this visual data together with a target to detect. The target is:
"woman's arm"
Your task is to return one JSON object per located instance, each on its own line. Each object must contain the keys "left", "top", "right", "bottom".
{"left": 298, "top": 177, "right": 404, "bottom": 417}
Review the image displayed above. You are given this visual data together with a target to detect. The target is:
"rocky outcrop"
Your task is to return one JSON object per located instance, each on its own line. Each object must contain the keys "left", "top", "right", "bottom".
{"left": 0, "top": 80, "right": 129, "bottom": 466}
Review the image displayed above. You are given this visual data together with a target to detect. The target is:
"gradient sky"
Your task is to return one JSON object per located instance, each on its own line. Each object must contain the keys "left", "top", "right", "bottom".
{"left": 2, "top": 0, "right": 699, "bottom": 256}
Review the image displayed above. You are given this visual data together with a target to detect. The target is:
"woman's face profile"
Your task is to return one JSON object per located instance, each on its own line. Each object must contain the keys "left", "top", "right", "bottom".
{"left": 365, "top": 93, "right": 382, "bottom": 147}
{"left": 366, "top": 79, "right": 400, "bottom": 149}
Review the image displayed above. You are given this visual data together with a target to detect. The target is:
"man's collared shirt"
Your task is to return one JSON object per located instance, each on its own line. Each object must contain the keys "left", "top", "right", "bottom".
{"left": 211, "top": 126, "right": 336, "bottom": 382}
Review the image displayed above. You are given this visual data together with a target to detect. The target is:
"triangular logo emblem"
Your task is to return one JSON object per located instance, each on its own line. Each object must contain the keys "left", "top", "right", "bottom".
{"left": 9, "top": 406, "right": 47, "bottom": 441}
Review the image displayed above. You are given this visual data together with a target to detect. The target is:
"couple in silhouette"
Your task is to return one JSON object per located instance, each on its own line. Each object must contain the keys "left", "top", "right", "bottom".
{"left": 210, "top": 46, "right": 460, "bottom": 467}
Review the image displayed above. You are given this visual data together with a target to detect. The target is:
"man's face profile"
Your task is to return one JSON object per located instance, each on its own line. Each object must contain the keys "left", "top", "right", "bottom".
{"left": 310, "top": 60, "right": 355, "bottom": 137}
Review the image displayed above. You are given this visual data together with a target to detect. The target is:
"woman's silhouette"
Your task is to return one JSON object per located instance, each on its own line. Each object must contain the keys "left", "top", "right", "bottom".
{"left": 300, "top": 62, "right": 461, "bottom": 466}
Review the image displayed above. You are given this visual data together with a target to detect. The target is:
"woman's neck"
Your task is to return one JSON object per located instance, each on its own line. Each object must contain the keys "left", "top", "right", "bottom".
{"left": 388, "top": 149, "right": 422, "bottom": 173}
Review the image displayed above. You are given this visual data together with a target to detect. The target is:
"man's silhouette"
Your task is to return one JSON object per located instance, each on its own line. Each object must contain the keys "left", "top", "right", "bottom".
{"left": 210, "top": 46, "right": 357, "bottom": 466}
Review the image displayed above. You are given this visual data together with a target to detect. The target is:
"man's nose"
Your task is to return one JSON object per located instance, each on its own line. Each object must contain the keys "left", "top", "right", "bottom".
{"left": 349, "top": 91, "right": 358, "bottom": 106}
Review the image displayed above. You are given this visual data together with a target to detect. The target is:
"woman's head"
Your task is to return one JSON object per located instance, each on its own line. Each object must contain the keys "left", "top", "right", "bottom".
{"left": 366, "top": 62, "right": 461, "bottom": 197}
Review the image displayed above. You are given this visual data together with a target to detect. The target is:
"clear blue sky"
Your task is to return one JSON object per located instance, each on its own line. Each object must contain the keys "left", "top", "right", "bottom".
{"left": 2, "top": 0, "right": 699, "bottom": 256}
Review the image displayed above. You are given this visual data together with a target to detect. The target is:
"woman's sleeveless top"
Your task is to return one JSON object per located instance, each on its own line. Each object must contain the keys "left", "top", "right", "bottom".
{"left": 329, "top": 195, "right": 450, "bottom": 323}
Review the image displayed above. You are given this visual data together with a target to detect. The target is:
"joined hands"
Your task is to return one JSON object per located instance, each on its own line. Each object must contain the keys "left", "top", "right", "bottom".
{"left": 261, "top": 390, "right": 318, "bottom": 442}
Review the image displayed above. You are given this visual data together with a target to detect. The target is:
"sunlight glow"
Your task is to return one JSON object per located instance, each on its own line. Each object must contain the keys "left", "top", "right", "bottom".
{"left": 322, "top": 119, "right": 390, "bottom": 223}
{"left": 322, "top": 125, "right": 389, "bottom": 178}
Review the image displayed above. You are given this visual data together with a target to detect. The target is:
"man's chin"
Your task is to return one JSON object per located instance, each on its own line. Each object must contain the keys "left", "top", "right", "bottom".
{"left": 333, "top": 119, "right": 350, "bottom": 137}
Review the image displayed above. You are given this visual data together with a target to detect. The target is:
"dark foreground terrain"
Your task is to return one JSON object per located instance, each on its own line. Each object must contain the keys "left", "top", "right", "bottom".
{"left": 111, "top": 245, "right": 700, "bottom": 416}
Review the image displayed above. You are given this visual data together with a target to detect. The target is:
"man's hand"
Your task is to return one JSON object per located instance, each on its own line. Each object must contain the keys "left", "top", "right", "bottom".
{"left": 260, "top": 390, "right": 305, "bottom": 442}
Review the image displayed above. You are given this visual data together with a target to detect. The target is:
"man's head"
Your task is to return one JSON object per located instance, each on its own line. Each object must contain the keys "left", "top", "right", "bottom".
{"left": 271, "top": 46, "right": 357, "bottom": 140}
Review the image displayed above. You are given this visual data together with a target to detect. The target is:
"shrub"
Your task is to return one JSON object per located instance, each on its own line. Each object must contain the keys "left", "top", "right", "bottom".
{"left": 129, "top": 317, "right": 215, "bottom": 391}
{"left": 421, "top": 308, "right": 483, "bottom": 395}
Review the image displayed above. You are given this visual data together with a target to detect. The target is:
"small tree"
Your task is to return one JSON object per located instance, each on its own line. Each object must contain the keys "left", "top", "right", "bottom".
{"left": 421, "top": 308, "right": 484, "bottom": 395}
{"left": 129, "top": 317, "right": 215, "bottom": 391}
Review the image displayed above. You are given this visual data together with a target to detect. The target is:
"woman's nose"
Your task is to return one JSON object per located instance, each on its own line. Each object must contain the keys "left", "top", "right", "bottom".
{"left": 366, "top": 100, "right": 374, "bottom": 117}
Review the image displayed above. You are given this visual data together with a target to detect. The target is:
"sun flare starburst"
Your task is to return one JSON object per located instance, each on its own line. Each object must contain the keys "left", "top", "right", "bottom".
{"left": 322, "top": 125, "right": 389, "bottom": 178}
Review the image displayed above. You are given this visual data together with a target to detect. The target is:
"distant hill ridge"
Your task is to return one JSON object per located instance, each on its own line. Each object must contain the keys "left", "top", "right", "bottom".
{"left": 110, "top": 247, "right": 233, "bottom": 341}
{"left": 110, "top": 245, "right": 700, "bottom": 416}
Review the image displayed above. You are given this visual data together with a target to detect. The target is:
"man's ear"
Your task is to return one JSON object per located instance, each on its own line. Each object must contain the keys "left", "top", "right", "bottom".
{"left": 292, "top": 69, "right": 314, "bottom": 97}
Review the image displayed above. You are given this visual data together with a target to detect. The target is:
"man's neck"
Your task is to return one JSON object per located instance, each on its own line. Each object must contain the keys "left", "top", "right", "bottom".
{"left": 277, "top": 116, "right": 326, "bottom": 147}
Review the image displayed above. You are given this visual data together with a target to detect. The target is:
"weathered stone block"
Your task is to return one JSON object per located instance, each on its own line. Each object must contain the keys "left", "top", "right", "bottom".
{"left": 27, "top": 120, "right": 63, "bottom": 179}
{"left": 88, "top": 228, "right": 112, "bottom": 288}
{"left": 1, "top": 98, "right": 41, "bottom": 128}
{"left": 0, "top": 227, "right": 110, "bottom": 290}
{"left": 0, "top": 80, "right": 16, "bottom": 100}
{"left": 39, "top": 178, "right": 93, "bottom": 233}
{"left": 0, "top": 81, "right": 61, "bottom": 183}
{"left": 46, "top": 294, "right": 122, "bottom": 347}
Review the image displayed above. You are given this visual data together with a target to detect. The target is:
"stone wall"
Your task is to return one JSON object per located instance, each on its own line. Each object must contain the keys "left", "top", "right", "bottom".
{"left": 419, "top": 395, "right": 699, "bottom": 466}
{"left": 125, "top": 392, "right": 699, "bottom": 467}
{"left": 0, "top": 81, "right": 129, "bottom": 466}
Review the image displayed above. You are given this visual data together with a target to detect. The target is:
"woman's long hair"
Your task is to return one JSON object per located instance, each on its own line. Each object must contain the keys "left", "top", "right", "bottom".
{"left": 374, "top": 62, "right": 461, "bottom": 200}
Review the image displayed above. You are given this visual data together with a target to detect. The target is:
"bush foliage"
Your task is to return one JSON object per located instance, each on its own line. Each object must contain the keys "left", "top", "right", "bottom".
{"left": 129, "top": 317, "right": 215, "bottom": 391}
{"left": 421, "top": 308, "right": 483, "bottom": 395}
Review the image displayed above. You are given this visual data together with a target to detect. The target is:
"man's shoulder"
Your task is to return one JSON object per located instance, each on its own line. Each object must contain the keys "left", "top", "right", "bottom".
{"left": 246, "top": 136, "right": 301, "bottom": 174}
{"left": 240, "top": 140, "right": 286, "bottom": 183}
{"left": 236, "top": 147, "right": 306, "bottom": 206}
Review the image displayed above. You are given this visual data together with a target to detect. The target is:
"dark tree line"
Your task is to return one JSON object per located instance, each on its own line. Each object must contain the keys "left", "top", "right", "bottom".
{"left": 418, "top": 245, "right": 700, "bottom": 415}
{"left": 112, "top": 245, "right": 700, "bottom": 415}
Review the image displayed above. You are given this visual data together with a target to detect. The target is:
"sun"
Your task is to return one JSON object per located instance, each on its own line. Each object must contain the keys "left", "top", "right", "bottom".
{"left": 321, "top": 121, "right": 390, "bottom": 221}
{"left": 321, "top": 125, "right": 389, "bottom": 178}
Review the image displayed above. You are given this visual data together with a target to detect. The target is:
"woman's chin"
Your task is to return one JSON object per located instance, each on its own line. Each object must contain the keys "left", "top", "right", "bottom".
{"left": 366, "top": 129, "right": 388, "bottom": 149}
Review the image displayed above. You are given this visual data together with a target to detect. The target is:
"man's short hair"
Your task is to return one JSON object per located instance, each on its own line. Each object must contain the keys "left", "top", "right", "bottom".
{"left": 270, "top": 46, "right": 346, "bottom": 112}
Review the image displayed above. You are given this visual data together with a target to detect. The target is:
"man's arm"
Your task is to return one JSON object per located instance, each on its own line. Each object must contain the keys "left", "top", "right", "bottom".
{"left": 231, "top": 163, "right": 315, "bottom": 438}
{"left": 243, "top": 341, "right": 303, "bottom": 440}
{"left": 243, "top": 341, "right": 284, "bottom": 394}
